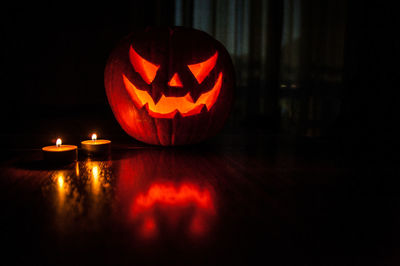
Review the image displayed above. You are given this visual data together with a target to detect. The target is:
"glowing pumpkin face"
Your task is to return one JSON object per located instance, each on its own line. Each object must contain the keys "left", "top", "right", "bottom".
{"left": 105, "top": 27, "right": 235, "bottom": 146}
{"left": 123, "top": 48, "right": 222, "bottom": 119}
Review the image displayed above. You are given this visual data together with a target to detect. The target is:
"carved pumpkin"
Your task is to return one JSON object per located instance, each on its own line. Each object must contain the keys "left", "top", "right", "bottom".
{"left": 105, "top": 27, "right": 235, "bottom": 145}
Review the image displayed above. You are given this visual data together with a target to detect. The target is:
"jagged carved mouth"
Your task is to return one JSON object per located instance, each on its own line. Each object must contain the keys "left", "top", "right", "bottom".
{"left": 122, "top": 72, "right": 223, "bottom": 119}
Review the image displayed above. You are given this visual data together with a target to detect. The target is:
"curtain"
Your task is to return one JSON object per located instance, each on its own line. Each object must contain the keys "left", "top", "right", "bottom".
{"left": 175, "top": 0, "right": 283, "bottom": 128}
{"left": 174, "top": 0, "right": 347, "bottom": 135}
{"left": 280, "top": 0, "right": 346, "bottom": 136}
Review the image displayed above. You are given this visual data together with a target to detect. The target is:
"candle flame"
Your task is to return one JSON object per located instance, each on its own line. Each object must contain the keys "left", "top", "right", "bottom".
{"left": 92, "top": 133, "right": 97, "bottom": 141}
{"left": 56, "top": 138, "right": 62, "bottom": 147}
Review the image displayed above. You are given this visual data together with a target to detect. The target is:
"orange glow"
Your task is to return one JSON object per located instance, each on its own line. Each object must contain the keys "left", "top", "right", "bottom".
{"left": 92, "top": 166, "right": 99, "bottom": 180}
{"left": 91, "top": 163, "right": 100, "bottom": 195}
{"left": 116, "top": 152, "right": 219, "bottom": 238}
{"left": 132, "top": 183, "right": 214, "bottom": 215}
{"left": 188, "top": 52, "right": 218, "bottom": 84}
{"left": 168, "top": 73, "right": 183, "bottom": 87}
{"left": 57, "top": 175, "right": 64, "bottom": 189}
{"left": 75, "top": 162, "right": 80, "bottom": 177}
{"left": 122, "top": 72, "right": 223, "bottom": 118}
{"left": 130, "top": 182, "right": 215, "bottom": 238}
{"left": 54, "top": 172, "right": 68, "bottom": 208}
{"left": 83, "top": 160, "right": 112, "bottom": 199}
{"left": 129, "top": 46, "right": 160, "bottom": 84}
{"left": 190, "top": 214, "right": 207, "bottom": 235}
{"left": 141, "top": 217, "right": 157, "bottom": 238}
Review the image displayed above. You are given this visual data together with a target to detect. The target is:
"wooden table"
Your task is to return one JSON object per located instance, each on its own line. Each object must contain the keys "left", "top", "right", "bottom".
{"left": 1, "top": 135, "right": 398, "bottom": 265}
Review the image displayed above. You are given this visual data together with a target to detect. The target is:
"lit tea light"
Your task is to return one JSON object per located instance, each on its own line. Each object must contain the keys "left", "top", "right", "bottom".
{"left": 42, "top": 138, "right": 78, "bottom": 164}
{"left": 81, "top": 133, "right": 111, "bottom": 156}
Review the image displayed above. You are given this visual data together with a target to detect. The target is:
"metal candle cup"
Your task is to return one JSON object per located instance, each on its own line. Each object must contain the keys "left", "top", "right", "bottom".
{"left": 42, "top": 138, "right": 77, "bottom": 164}
{"left": 81, "top": 134, "right": 111, "bottom": 156}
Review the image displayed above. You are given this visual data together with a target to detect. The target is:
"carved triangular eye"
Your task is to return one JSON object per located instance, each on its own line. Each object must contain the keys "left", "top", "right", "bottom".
{"left": 188, "top": 52, "right": 218, "bottom": 84}
{"left": 129, "top": 46, "right": 160, "bottom": 84}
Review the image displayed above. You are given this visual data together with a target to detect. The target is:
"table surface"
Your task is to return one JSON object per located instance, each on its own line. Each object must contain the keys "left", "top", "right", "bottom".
{"left": 1, "top": 134, "right": 398, "bottom": 266}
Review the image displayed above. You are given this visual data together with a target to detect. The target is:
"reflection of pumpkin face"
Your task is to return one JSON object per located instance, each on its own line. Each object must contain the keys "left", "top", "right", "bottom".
{"left": 116, "top": 149, "right": 218, "bottom": 239}
{"left": 131, "top": 182, "right": 215, "bottom": 238}
{"left": 105, "top": 27, "right": 235, "bottom": 145}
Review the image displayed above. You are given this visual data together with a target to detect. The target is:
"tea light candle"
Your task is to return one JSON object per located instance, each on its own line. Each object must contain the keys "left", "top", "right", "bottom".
{"left": 42, "top": 138, "right": 78, "bottom": 163}
{"left": 81, "top": 133, "right": 111, "bottom": 155}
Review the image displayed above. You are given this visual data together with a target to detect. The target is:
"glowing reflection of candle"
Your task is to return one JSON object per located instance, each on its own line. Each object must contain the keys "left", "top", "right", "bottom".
{"left": 75, "top": 162, "right": 80, "bottom": 177}
{"left": 56, "top": 173, "right": 67, "bottom": 208}
{"left": 89, "top": 161, "right": 101, "bottom": 195}
{"left": 57, "top": 175, "right": 64, "bottom": 189}
{"left": 92, "top": 165, "right": 99, "bottom": 180}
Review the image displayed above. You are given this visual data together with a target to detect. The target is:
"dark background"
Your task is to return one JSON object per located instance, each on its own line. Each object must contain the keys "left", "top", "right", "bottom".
{"left": 0, "top": 0, "right": 397, "bottom": 157}
{"left": 0, "top": 1, "right": 399, "bottom": 265}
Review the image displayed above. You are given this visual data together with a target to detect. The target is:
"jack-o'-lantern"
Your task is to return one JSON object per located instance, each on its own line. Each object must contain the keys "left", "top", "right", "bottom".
{"left": 105, "top": 27, "right": 235, "bottom": 145}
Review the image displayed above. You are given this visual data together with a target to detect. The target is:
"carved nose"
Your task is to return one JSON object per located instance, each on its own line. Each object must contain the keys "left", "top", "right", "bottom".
{"left": 168, "top": 73, "right": 183, "bottom": 87}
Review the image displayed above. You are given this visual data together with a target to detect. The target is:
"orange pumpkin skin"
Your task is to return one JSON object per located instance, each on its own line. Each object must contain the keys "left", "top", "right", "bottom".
{"left": 104, "top": 27, "right": 235, "bottom": 146}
